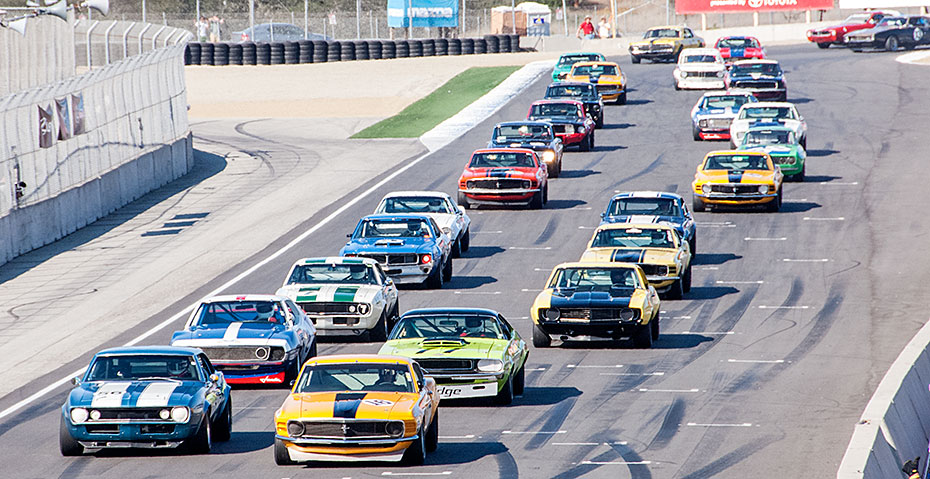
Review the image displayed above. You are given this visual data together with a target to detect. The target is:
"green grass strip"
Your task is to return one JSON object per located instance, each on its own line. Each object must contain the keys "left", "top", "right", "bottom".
{"left": 351, "top": 65, "right": 521, "bottom": 139}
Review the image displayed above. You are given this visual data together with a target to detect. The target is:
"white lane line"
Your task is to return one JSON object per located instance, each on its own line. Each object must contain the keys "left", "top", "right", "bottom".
{"left": 235, "top": 406, "right": 270, "bottom": 410}
{"left": 567, "top": 364, "right": 623, "bottom": 369}
{"left": 472, "top": 230, "right": 502, "bottom": 234}
{"left": 600, "top": 372, "right": 665, "bottom": 376}
{"left": 698, "top": 224, "right": 737, "bottom": 228}
{"left": 527, "top": 367, "right": 547, "bottom": 371}
{"left": 685, "top": 422, "right": 753, "bottom": 427}
{"left": 699, "top": 266, "right": 719, "bottom": 270}
{"left": 744, "top": 237, "right": 786, "bottom": 241}
{"left": 672, "top": 315, "right": 692, "bottom": 319}
{"left": 520, "top": 288, "right": 537, "bottom": 292}
{"left": 533, "top": 268, "right": 549, "bottom": 271}
{"left": 512, "top": 316, "right": 529, "bottom": 320}
{"left": 575, "top": 207, "right": 594, "bottom": 210}
{"left": 637, "top": 388, "right": 701, "bottom": 393}
{"left": 578, "top": 225, "right": 596, "bottom": 230}
{"left": 783, "top": 258, "right": 829, "bottom": 262}
{"left": 439, "top": 435, "right": 476, "bottom": 439}
{"left": 581, "top": 461, "right": 653, "bottom": 465}
{"left": 502, "top": 430, "right": 567, "bottom": 434}
{"left": 716, "top": 280, "right": 763, "bottom": 285}
{"left": 758, "top": 305, "right": 809, "bottom": 310}
{"left": 382, "top": 473, "right": 452, "bottom": 477}
{"left": 0, "top": 144, "right": 453, "bottom": 421}
{"left": 553, "top": 442, "right": 599, "bottom": 446}
{"left": 673, "top": 331, "right": 734, "bottom": 335}
{"left": 803, "top": 217, "right": 845, "bottom": 221}
{"left": 788, "top": 198, "right": 808, "bottom": 202}
{"left": 697, "top": 221, "right": 733, "bottom": 225}
{"left": 453, "top": 291, "right": 501, "bottom": 295}
{"left": 821, "top": 181, "right": 858, "bottom": 185}
{"left": 727, "top": 359, "right": 786, "bottom": 364}
{"left": 508, "top": 246, "right": 552, "bottom": 250}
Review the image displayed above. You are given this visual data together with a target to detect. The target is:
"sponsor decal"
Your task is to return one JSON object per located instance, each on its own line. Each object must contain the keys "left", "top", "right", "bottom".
{"left": 438, "top": 386, "right": 463, "bottom": 397}
{"left": 362, "top": 398, "right": 395, "bottom": 407}
{"left": 678, "top": 0, "right": 828, "bottom": 13}
{"left": 259, "top": 376, "right": 283, "bottom": 384}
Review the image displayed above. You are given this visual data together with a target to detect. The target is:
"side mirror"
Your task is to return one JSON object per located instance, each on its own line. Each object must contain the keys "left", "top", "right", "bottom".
{"left": 346, "top": 233, "right": 352, "bottom": 238}
{"left": 442, "top": 227, "right": 452, "bottom": 235}
{"left": 210, "top": 373, "right": 221, "bottom": 383}
{"left": 71, "top": 376, "right": 82, "bottom": 386}
{"left": 600, "top": 212, "right": 606, "bottom": 219}
{"left": 386, "top": 278, "right": 394, "bottom": 286}
{"left": 417, "top": 378, "right": 424, "bottom": 390}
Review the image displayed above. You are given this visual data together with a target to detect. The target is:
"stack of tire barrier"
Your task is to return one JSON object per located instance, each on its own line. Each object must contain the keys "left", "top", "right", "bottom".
{"left": 184, "top": 34, "right": 519, "bottom": 65}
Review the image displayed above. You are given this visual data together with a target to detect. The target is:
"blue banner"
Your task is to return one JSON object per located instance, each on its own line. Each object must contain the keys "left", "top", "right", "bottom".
{"left": 387, "top": 0, "right": 459, "bottom": 28}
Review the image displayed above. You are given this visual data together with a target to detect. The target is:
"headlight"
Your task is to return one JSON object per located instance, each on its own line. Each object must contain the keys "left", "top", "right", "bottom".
{"left": 758, "top": 185, "right": 768, "bottom": 194}
{"left": 420, "top": 254, "right": 432, "bottom": 264}
{"left": 70, "top": 407, "right": 88, "bottom": 423}
{"left": 698, "top": 119, "right": 707, "bottom": 128}
{"left": 89, "top": 409, "right": 101, "bottom": 421}
{"left": 619, "top": 309, "right": 635, "bottom": 321}
{"left": 159, "top": 409, "right": 171, "bottom": 420}
{"left": 170, "top": 406, "right": 190, "bottom": 423}
{"left": 477, "top": 359, "right": 504, "bottom": 373}
{"left": 575, "top": 125, "right": 584, "bottom": 133}
{"left": 545, "top": 308, "right": 560, "bottom": 321}
{"left": 701, "top": 184, "right": 711, "bottom": 194}
{"left": 680, "top": 71, "right": 688, "bottom": 78}
{"left": 542, "top": 150, "right": 555, "bottom": 162}
{"left": 385, "top": 421, "right": 405, "bottom": 438}
{"left": 357, "top": 303, "right": 370, "bottom": 315}
{"left": 348, "top": 304, "right": 357, "bottom": 313}
{"left": 716, "top": 71, "right": 725, "bottom": 78}
{"left": 287, "top": 421, "right": 305, "bottom": 437}
{"left": 523, "top": 180, "right": 532, "bottom": 188}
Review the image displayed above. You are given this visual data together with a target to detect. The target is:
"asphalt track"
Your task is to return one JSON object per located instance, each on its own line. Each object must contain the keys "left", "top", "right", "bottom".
{"left": 3, "top": 45, "right": 930, "bottom": 478}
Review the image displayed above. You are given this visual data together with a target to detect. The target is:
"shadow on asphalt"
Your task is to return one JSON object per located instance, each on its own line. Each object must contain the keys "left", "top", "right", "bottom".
{"left": 789, "top": 97, "right": 815, "bottom": 104}
{"left": 806, "top": 149, "right": 839, "bottom": 157}
{"left": 446, "top": 275, "right": 498, "bottom": 289}
{"left": 692, "top": 252, "right": 742, "bottom": 266}
{"left": 683, "top": 285, "right": 740, "bottom": 300}
{"left": 212, "top": 431, "right": 274, "bottom": 454}
{"left": 460, "top": 246, "right": 505, "bottom": 259}
{"left": 559, "top": 169, "right": 600, "bottom": 179}
{"left": 779, "top": 201, "right": 822, "bottom": 213}
{"left": 300, "top": 442, "right": 510, "bottom": 469}
{"left": 802, "top": 174, "right": 842, "bottom": 182}
{"left": 544, "top": 199, "right": 588, "bottom": 210}
{"left": 624, "top": 99, "right": 653, "bottom": 106}
{"left": 591, "top": 144, "right": 627, "bottom": 152}
{"left": 600, "top": 122, "right": 635, "bottom": 130}
{"left": 440, "top": 386, "right": 582, "bottom": 408}
{"left": 652, "top": 333, "right": 715, "bottom": 349}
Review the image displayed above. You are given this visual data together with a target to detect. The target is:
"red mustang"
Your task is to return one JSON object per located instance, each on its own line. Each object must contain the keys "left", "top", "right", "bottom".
{"left": 526, "top": 99, "right": 596, "bottom": 151}
{"left": 806, "top": 11, "right": 898, "bottom": 48}
{"left": 457, "top": 148, "right": 549, "bottom": 209}
{"left": 715, "top": 36, "right": 766, "bottom": 63}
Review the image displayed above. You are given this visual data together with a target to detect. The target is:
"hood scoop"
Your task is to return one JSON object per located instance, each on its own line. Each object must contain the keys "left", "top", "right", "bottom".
{"left": 375, "top": 239, "right": 405, "bottom": 246}
{"left": 421, "top": 338, "right": 467, "bottom": 348}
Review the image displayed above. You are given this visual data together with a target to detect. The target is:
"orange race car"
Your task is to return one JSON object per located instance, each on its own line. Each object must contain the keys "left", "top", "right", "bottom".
{"left": 457, "top": 148, "right": 549, "bottom": 209}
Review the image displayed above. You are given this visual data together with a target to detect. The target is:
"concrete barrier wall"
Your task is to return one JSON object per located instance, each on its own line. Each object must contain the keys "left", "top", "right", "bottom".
{"left": 0, "top": 36, "right": 192, "bottom": 266}
{"left": 0, "top": 14, "right": 76, "bottom": 97}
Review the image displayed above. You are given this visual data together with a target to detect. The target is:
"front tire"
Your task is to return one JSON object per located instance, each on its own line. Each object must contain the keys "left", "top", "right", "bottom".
{"left": 632, "top": 323, "right": 653, "bottom": 348}
{"left": 274, "top": 438, "right": 297, "bottom": 465}
{"left": 460, "top": 228, "right": 470, "bottom": 252}
{"left": 186, "top": 416, "right": 212, "bottom": 454}
{"left": 885, "top": 35, "right": 899, "bottom": 51}
{"left": 616, "top": 92, "right": 627, "bottom": 105}
{"left": 495, "top": 375, "right": 514, "bottom": 405}
{"left": 402, "top": 427, "right": 427, "bottom": 465}
{"left": 650, "top": 314, "right": 660, "bottom": 341}
{"left": 214, "top": 397, "right": 232, "bottom": 442}
{"left": 692, "top": 126, "right": 701, "bottom": 141}
{"left": 512, "top": 364, "right": 525, "bottom": 396}
{"left": 369, "top": 311, "right": 388, "bottom": 342}
{"left": 59, "top": 417, "right": 83, "bottom": 456}
{"left": 666, "top": 278, "right": 684, "bottom": 300}
{"left": 442, "top": 255, "right": 453, "bottom": 282}
{"left": 426, "top": 261, "right": 444, "bottom": 289}
{"left": 682, "top": 264, "right": 692, "bottom": 293}
{"left": 580, "top": 133, "right": 592, "bottom": 151}
{"left": 451, "top": 238, "right": 462, "bottom": 258}
{"left": 689, "top": 235, "right": 697, "bottom": 255}
{"left": 792, "top": 164, "right": 805, "bottom": 182}
{"left": 692, "top": 196, "right": 706, "bottom": 212}
{"left": 631, "top": 54, "right": 641, "bottom": 64}
{"left": 532, "top": 323, "right": 551, "bottom": 348}
{"left": 425, "top": 411, "right": 439, "bottom": 453}
{"left": 529, "top": 190, "right": 544, "bottom": 209}
{"left": 767, "top": 187, "right": 782, "bottom": 212}
{"left": 457, "top": 192, "right": 470, "bottom": 210}
{"left": 816, "top": 42, "right": 831, "bottom": 49}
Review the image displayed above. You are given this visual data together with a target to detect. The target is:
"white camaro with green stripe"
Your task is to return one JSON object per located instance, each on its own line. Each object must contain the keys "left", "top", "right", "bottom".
{"left": 275, "top": 257, "right": 400, "bottom": 342}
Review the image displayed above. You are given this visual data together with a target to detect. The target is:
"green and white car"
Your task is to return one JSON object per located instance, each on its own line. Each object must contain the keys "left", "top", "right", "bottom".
{"left": 378, "top": 308, "right": 529, "bottom": 405}
{"left": 552, "top": 52, "right": 607, "bottom": 81}
{"left": 276, "top": 257, "right": 399, "bottom": 341}
{"left": 737, "top": 124, "right": 807, "bottom": 181}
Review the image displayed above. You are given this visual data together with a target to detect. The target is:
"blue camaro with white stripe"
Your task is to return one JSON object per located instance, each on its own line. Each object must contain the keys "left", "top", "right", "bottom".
{"left": 600, "top": 191, "right": 698, "bottom": 254}
{"left": 59, "top": 346, "right": 231, "bottom": 456}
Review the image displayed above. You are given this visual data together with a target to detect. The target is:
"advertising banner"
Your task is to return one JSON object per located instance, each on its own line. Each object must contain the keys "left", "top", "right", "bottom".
{"left": 387, "top": 0, "right": 459, "bottom": 28}
{"left": 71, "top": 93, "right": 85, "bottom": 135}
{"left": 840, "top": 0, "right": 928, "bottom": 8}
{"left": 38, "top": 104, "right": 55, "bottom": 148}
{"left": 676, "top": 0, "right": 832, "bottom": 14}
{"left": 55, "top": 97, "right": 71, "bottom": 140}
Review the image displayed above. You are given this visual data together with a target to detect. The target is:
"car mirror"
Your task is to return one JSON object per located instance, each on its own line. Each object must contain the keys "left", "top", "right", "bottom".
{"left": 71, "top": 376, "right": 82, "bottom": 386}
{"left": 289, "top": 379, "right": 296, "bottom": 387}
{"left": 442, "top": 227, "right": 452, "bottom": 235}
{"left": 346, "top": 233, "right": 352, "bottom": 238}
{"left": 417, "top": 378, "right": 424, "bottom": 390}
{"left": 600, "top": 212, "right": 606, "bottom": 219}
{"left": 210, "top": 373, "right": 221, "bottom": 383}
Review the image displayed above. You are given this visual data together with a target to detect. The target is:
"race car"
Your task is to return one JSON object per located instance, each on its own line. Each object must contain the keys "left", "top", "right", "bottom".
{"left": 60, "top": 346, "right": 232, "bottom": 456}
{"left": 530, "top": 262, "right": 661, "bottom": 348}
{"left": 565, "top": 61, "right": 627, "bottom": 104}
{"left": 629, "top": 25, "right": 704, "bottom": 63}
{"left": 580, "top": 223, "right": 692, "bottom": 299}
{"left": 341, "top": 214, "right": 453, "bottom": 288}
{"left": 673, "top": 48, "right": 726, "bottom": 90}
{"left": 544, "top": 81, "right": 604, "bottom": 128}
{"left": 737, "top": 124, "right": 807, "bottom": 182}
{"left": 374, "top": 191, "right": 471, "bottom": 257}
{"left": 806, "top": 10, "right": 898, "bottom": 48}
{"left": 844, "top": 15, "right": 930, "bottom": 52}
{"left": 276, "top": 257, "right": 399, "bottom": 341}
{"left": 170, "top": 294, "right": 317, "bottom": 385}
{"left": 552, "top": 52, "right": 607, "bottom": 81}
{"left": 273, "top": 354, "right": 440, "bottom": 465}
{"left": 600, "top": 191, "right": 697, "bottom": 254}
{"left": 714, "top": 36, "right": 766, "bottom": 62}
{"left": 690, "top": 89, "right": 758, "bottom": 141}
{"left": 526, "top": 99, "right": 596, "bottom": 151}
{"left": 725, "top": 59, "right": 787, "bottom": 101}
{"left": 691, "top": 150, "right": 784, "bottom": 212}
{"left": 457, "top": 148, "right": 549, "bottom": 209}
{"left": 729, "top": 101, "right": 807, "bottom": 149}
{"left": 378, "top": 308, "right": 528, "bottom": 404}
{"left": 487, "top": 121, "right": 564, "bottom": 177}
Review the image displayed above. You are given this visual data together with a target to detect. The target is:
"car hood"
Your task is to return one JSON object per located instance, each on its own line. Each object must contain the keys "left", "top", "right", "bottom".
{"left": 488, "top": 140, "right": 552, "bottom": 151}
{"left": 547, "top": 288, "right": 635, "bottom": 308}
{"left": 729, "top": 71, "right": 782, "bottom": 81}
{"left": 694, "top": 106, "right": 738, "bottom": 118}
{"left": 462, "top": 167, "right": 539, "bottom": 179}
{"left": 280, "top": 391, "right": 418, "bottom": 419}
{"left": 546, "top": 95, "right": 598, "bottom": 104}
{"left": 342, "top": 237, "right": 435, "bottom": 255}
{"left": 697, "top": 169, "right": 775, "bottom": 183}
{"left": 172, "top": 321, "right": 288, "bottom": 345}
{"left": 527, "top": 115, "right": 583, "bottom": 125}
{"left": 734, "top": 118, "right": 801, "bottom": 131}
{"left": 568, "top": 74, "right": 624, "bottom": 84}
{"left": 379, "top": 337, "right": 502, "bottom": 359}
{"left": 739, "top": 144, "right": 798, "bottom": 156}
{"left": 603, "top": 215, "right": 685, "bottom": 231}
{"left": 631, "top": 37, "right": 679, "bottom": 46}
{"left": 581, "top": 247, "right": 679, "bottom": 265}
{"left": 277, "top": 284, "right": 381, "bottom": 302}
{"left": 69, "top": 380, "right": 202, "bottom": 408}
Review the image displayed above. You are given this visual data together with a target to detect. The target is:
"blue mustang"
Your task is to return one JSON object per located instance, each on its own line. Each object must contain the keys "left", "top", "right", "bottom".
{"left": 60, "top": 346, "right": 231, "bottom": 456}
{"left": 341, "top": 214, "right": 453, "bottom": 289}
{"left": 600, "top": 191, "right": 697, "bottom": 253}
{"left": 725, "top": 59, "right": 787, "bottom": 101}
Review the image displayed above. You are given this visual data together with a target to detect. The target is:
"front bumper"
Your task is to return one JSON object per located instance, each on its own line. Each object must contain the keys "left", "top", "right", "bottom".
{"left": 694, "top": 192, "right": 778, "bottom": 206}
{"left": 738, "top": 88, "right": 786, "bottom": 100}
{"left": 432, "top": 373, "right": 503, "bottom": 399}
{"left": 309, "top": 313, "right": 379, "bottom": 335}
{"left": 215, "top": 360, "right": 291, "bottom": 385}
{"left": 380, "top": 264, "right": 433, "bottom": 284}
{"left": 844, "top": 38, "right": 880, "bottom": 49}
{"left": 278, "top": 434, "right": 416, "bottom": 462}
{"left": 629, "top": 47, "right": 676, "bottom": 60}
{"left": 535, "top": 318, "right": 644, "bottom": 340}
{"left": 596, "top": 88, "right": 625, "bottom": 101}
{"left": 555, "top": 132, "right": 586, "bottom": 146}
{"left": 460, "top": 188, "right": 539, "bottom": 205}
{"left": 698, "top": 130, "right": 731, "bottom": 140}
{"left": 807, "top": 32, "right": 838, "bottom": 44}
{"left": 67, "top": 419, "right": 200, "bottom": 447}
{"left": 677, "top": 78, "right": 725, "bottom": 90}
{"left": 645, "top": 275, "right": 678, "bottom": 291}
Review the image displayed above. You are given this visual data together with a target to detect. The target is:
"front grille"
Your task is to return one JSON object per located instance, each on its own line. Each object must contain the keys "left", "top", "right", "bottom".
{"left": 141, "top": 424, "right": 176, "bottom": 434}
{"left": 709, "top": 184, "right": 762, "bottom": 195}
{"left": 733, "top": 80, "right": 778, "bottom": 89}
{"left": 641, "top": 44, "right": 673, "bottom": 52}
{"left": 553, "top": 124, "right": 569, "bottom": 134}
{"left": 638, "top": 264, "right": 671, "bottom": 276}
{"left": 701, "top": 118, "right": 732, "bottom": 129}
{"left": 199, "top": 346, "right": 286, "bottom": 362}
{"left": 558, "top": 308, "right": 638, "bottom": 321}
{"left": 90, "top": 408, "right": 166, "bottom": 421}
{"left": 467, "top": 179, "right": 529, "bottom": 190}
{"left": 85, "top": 424, "right": 120, "bottom": 434}
{"left": 686, "top": 71, "right": 721, "bottom": 78}
{"left": 297, "top": 420, "right": 396, "bottom": 439}
{"left": 596, "top": 84, "right": 616, "bottom": 93}
{"left": 773, "top": 156, "right": 795, "bottom": 165}
{"left": 356, "top": 253, "right": 418, "bottom": 265}
{"left": 299, "top": 302, "right": 357, "bottom": 315}
{"left": 416, "top": 359, "right": 477, "bottom": 373}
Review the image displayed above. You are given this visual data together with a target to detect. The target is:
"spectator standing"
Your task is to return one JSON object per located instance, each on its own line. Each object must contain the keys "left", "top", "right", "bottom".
{"left": 597, "top": 16, "right": 612, "bottom": 38}
{"left": 576, "top": 15, "right": 595, "bottom": 39}
{"left": 209, "top": 15, "right": 224, "bottom": 42}
{"left": 195, "top": 16, "right": 209, "bottom": 42}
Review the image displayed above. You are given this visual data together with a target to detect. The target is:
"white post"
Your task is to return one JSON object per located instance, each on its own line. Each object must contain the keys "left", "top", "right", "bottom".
{"left": 122, "top": 22, "right": 135, "bottom": 58}
{"left": 665, "top": 0, "right": 669, "bottom": 25}
{"left": 753, "top": 11, "right": 758, "bottom": 26}
{"left": 356, "top": 0, "right": 361, "bottom": 39}
{"left": 805, "top": 10, "right": 810, "bottom": 23}
{"left": 304, "top": 0, "right": 308, "bottom": 38}
{"left": 86, "top": 21, "right": 98, "bottom": 68}
{"left": 196, "top": 0, "right": 200, "bottom": 21}
{"left": 104, "top": 21, "right": 116, "bottom": 64}
{"left": 249, "top": 0, "right": 255, "bottom": 39}
{"left": 511, "top": 0, "right": 516, "bottom": 34}
{"left": 462, "top": 0, "right": 466, "bottom": 35}
{"left": 701, "top": 13, "right": 706, "bottom": 31}
{"left": 142, "top": 0, "right": 146, "bottom": 23}
{"left": 369, "top": 10, "right": 373, "bottom": 37}
{"left": 561, "top": 0, "right": 567, "bottom": 36}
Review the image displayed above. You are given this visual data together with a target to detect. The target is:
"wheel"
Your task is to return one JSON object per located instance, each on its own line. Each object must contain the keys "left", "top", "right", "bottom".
{"left": 457, "top": 192, "right": 470, "bottom": 210}
{"left": 213, "top": 397, "right": 232, "bottom": 442}
{"left": 308, "top": 339, "right": 318, "bottom": 359}
{"left": 284, "top": 355, "right": 301, "bottom": 384}
{"left": 542, "top": 184, "right": 548, "bottom": 205}
{"left": 650, "top": 314, "right": 660, "bottom": 341}
{"left": 767, "top": 188, "right": 782, "bottom": 212}
{"left": 588, "top": 132, "right": 595, "bottom": 149}
{"left": 451, "top": 238, "right": 462, "bottom": 258}
{"left": 631, "top": 54, "right": 641, "bottom": 64}
{"left": 800, "top": 136, "right": 807, "bottom": 150}
{"left": 816, "top": 42, "right": 831, "bottom": 49}
{"left": 682, "top": 264, "right": 692, "bottom": 293}
{"left": 689, "top": 235, "right": 696, "bottom": 255}
{"left": 274, "top": 438, "right": 296, "bottom": 465}
{"left": 402, "top": 427, "right": 427, "bottom": 465}
{"left": 532, "top": 323, "right": 551, "bottom": 347}
{"left": 885, "top": 35, "right": 899, "bottom": 52}
{"left": 616, "top": 92, "right": 626, "bottom": 105}
{"left": 495, "top": 375, "right": 514, "bottom": 405}
{"left": 442, "top": 255, "right": 452, "bottom": 282}
{"left": 426, "top": 261, "right": 444, "bottom": 289}
{"left": 692, "top": 196, "right": 706, "bottom": 212}
{"left": 580, "top": 134, "right": 591, "bottom": 152}
{"left": 460, "top": 228, "right": 470, "bottom": 252}
{"left": 632, "top": 323, "right": 653, "bottom": 348}
{"left": 186, "top": 415, "right": 212, "bottom": 454}
{"left": 59, "top": 417, "right": 83, "bottom": 456}
{"left": 674, "top": 80, "right": 681, "bottom": 91}
{"left": 512, "top": 364, "right": 525, "bottom": 396}
{"left": 529, "top": 190, "right": 544, "bottom": 209}
{"left": 548, "top": 161, "right": 560, "bottom": 178}
{"left": 595, "top": 114, "right": 604, "bottom": 129}
{"left": 369, "top": 311, "right": 388, "bottom": 342}
{"left": 793, "top": 164, "right": 805, "bottom": 182}
{"left": 425, "top": 410, "right": 439, "bottom": 453}
{"left": 666, "top": 278, "right": 684, "bottom": 300}
{"left": 692, "top": 126, "right": 701, "bottom": 141}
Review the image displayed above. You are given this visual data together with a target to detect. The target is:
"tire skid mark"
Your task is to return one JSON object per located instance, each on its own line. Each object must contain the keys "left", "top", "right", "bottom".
{"left": 679, "top": 433, "right": 782, "bottom": 479}
{"left": 550, "top": 442, "right": 653, "bottom": 479}
{"left": 494, "top": 447, "right": 520, "bottom": 478}
{"left": 603, "top": 155, "right": 665, "bottom": 191}
{"left": 522, "top": 396, "right": 578, "bottom": 450}
{"left": 646, "top": 398, "right": 685, "bottom": 451}
{"left": 534, "top": 216, "right": 559, "bottom": 245}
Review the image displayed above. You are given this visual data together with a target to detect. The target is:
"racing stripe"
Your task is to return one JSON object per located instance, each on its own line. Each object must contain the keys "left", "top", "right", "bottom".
{"left": 297, "top": 285, "right": 321, "bottom": 302}
{"left": 612, "top": 249, "right": 647, "bottom": 263}
{"left": 91, "top": 382, "right": 132, "bottom": 408}
{"left": 135, "top": 382, "right": 180, "bottom": 407}
{"left": 318, "top": 285, "right": 340, "bottom": 302}
{"left": 333, "top": 392, "right": 367, "bottom": 418}
{"left": 333, "top": 286, "right": 359, "bottom": 302}
{"left": 728, "top": 172, "right": 743, "bottom": 183}
{"left": 224, "top": 322, "right": 243, "bottom": 340}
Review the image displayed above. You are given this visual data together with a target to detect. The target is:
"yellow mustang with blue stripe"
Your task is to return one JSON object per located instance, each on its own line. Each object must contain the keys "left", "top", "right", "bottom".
{"left": 691, "top": 150, "right": 784, "bottom": 212}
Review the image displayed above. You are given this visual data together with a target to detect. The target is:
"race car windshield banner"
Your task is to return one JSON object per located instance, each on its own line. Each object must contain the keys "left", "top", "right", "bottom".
{"left": 387, "top": 0, "right": 458, "bottom": 28}
{"left": 676, "top": 0, "right": 832, "bottom": 14}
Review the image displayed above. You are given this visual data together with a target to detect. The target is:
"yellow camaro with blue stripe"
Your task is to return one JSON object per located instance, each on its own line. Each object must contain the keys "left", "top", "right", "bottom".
{"left": 691, "top": 150, "right": 784, "bottom": 212}
{"left": 530, "top": 262, "right": 661, "bottom": 348}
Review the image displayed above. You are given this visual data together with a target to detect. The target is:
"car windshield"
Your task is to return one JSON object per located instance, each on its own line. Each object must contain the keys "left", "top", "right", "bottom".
{"left": 704, "top": 154, "right": 771, "bottom": 171}
{"left": 591, "top": 227, "right": 676, "bottom": 248}
{"left": 718, "top": 37, "right": 759, "bottom": 48}
{"left": 530, "top": 103, "right": 581, "bottom": 118}
{"left": 87, "top": 355, "right": 200, "bottom": 381}
{"left": 469, "top": 152, "right": 535, "bottom": 168}
{"left": 559, "top": 53, "right": 602, "bottom": 65}
{"left": 843, "top": 14, "right": 871, "bottom": 23}
{"left": 743, "top": 130, "right": 794, "bottom": 146}
{"left": 572, "top": 64, "right": 618, "bottom": 76}
{"left": 380, "top": 196, "right": 452, "bottom": 214}
{"left": 287, "top": 263, "right": 377, "bottom": 285}
{"left": 731, "top": 63, "right": 781, "bottom": 76}
{"left": 295, "top": 363, "right": 414, "bottom": 393}
{"left": 645, "top": 28, "right": 679, "bottom": 38}
{"left": 740, "top": 106, "right": 794, "bottom": 120}
{"left": 495, "top": 124, "right": 552, "bottom": 141}
{"left": 391, "top": 314, "right": 504, "bottom": 340}
{"left": 546, "top": 84, "right": 594, "bottom": 98}
{"left": 877, "top": 17, "right": 906, "bottom": 27}
{"left": 609, "top": 197, "right": 681, "bottom": 217}
{"left": 356, "top": 218, "right": 433, "bottom": 238}
{"left": 194, "top": 300, "right": 287, "bottom": 325}
{"left": 683, "top": 54, "right": 718, "bottom": 63}
{"left": 702, "top": 95, "right": 752, "bottom": 110}
{"left": 549, "top": 267, "right": 639, "bottom": 291}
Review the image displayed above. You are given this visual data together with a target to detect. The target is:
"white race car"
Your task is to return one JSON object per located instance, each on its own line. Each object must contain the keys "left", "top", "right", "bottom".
{"left": 673, "top": 48, "right": 726, "bottom": 90}
{"left": 729, "top": 101, "right": 807, "bottom": 148}
{"left": 276, "top": 257, "right": 399, "bottom": 341}
{"left": 374, "top": 191, "right": 471, "bottom": 257}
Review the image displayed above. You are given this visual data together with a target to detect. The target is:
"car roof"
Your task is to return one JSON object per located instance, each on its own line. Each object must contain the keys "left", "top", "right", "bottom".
{"left": 700, "top": 89, "right": 753, "bottom": 98}
{"left": 681, "top": 48, "right": 720, "bottom": 56}
{"left": 95, "top": 345, "right": 202, "bottom": 356}
{"left": 732, "top": 58, "right": 779, "bottom": 65}
{"left": 547, "top": 81, "right": 595, "bottom": 88}
{"left": 611, "top": 191, "right": 684, "bottom": 200}
{"left": 304, "top": 354, "right": 415, "bottom": 366}
{"left": 380, "top": 191, "right": 452, "bottom": 199}
{"left": 554, "top": 261, "right": 642, "bottom": 269}
{"left": 203, "top": 294, "right": 290, "bottom": 303}
{"left": 294, "top": 256, "right": 379, "bottom": 266}
{"left": 706, "top": 149, "right": 768, "bottom": 157}
{"left": 718, "top": 35, "right": 758, "bottom": 40}
{"left": 570, "top": 61, "right": 619, "bottom": 67}
{"left": 648, "top": 25, "right": 685, "bottom": 30}
{"left": 560, "top": 52, "right": 603, "bottom": 57}
{"left": 745, "top": 101, "right": 795, "bottom": 108}
{"left": 495, "top": 121, "right": 553, "bottom": 128}
{"left": 472, "top": 147, "right": 537, "bottom": 155}
{"left": 595, "top": 222, "right": 678, "bottom": 231}
{"left": 402, "top": 307, "right": 501, "bottom": 317}
{"left": 362, "top": 213, "right": 434, "bottom": 222}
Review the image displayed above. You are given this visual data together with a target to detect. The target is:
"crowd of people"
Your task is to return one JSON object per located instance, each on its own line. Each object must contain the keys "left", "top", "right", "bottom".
{"left": 576, "top": 15, "right": 615, "bottom": 39}
{"left": 195, "top": 15, "right": 225, "bottom": 42}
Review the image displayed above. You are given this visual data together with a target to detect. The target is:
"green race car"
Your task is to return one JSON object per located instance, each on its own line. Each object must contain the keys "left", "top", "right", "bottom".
{"left": 378, "top": 308, "right": 528, "bottom": 405}
{"left": 737, "top": 124, "right": 807, "bottom": 181}
{"left": 552, "top": 52, "right": 607, "bottom": 81}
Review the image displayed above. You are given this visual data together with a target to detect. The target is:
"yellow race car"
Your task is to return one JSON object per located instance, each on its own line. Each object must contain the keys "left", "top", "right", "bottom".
{"left": 566, "top": 61, "right": 627, "bottom": 104}
{"left": 629, "top": 25, "right": 705, "bottom": 64}
{"left": 273, "top": 354, "right": 440, "bottom": 466}
{"left": 530, "top": 262, "right": 661, "bottom": 348}
{"left": 691, "top": 150, "right": 784, "bottom": 212}
{"left": 580, "top": 223, "right": 692, "bottom": 299}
